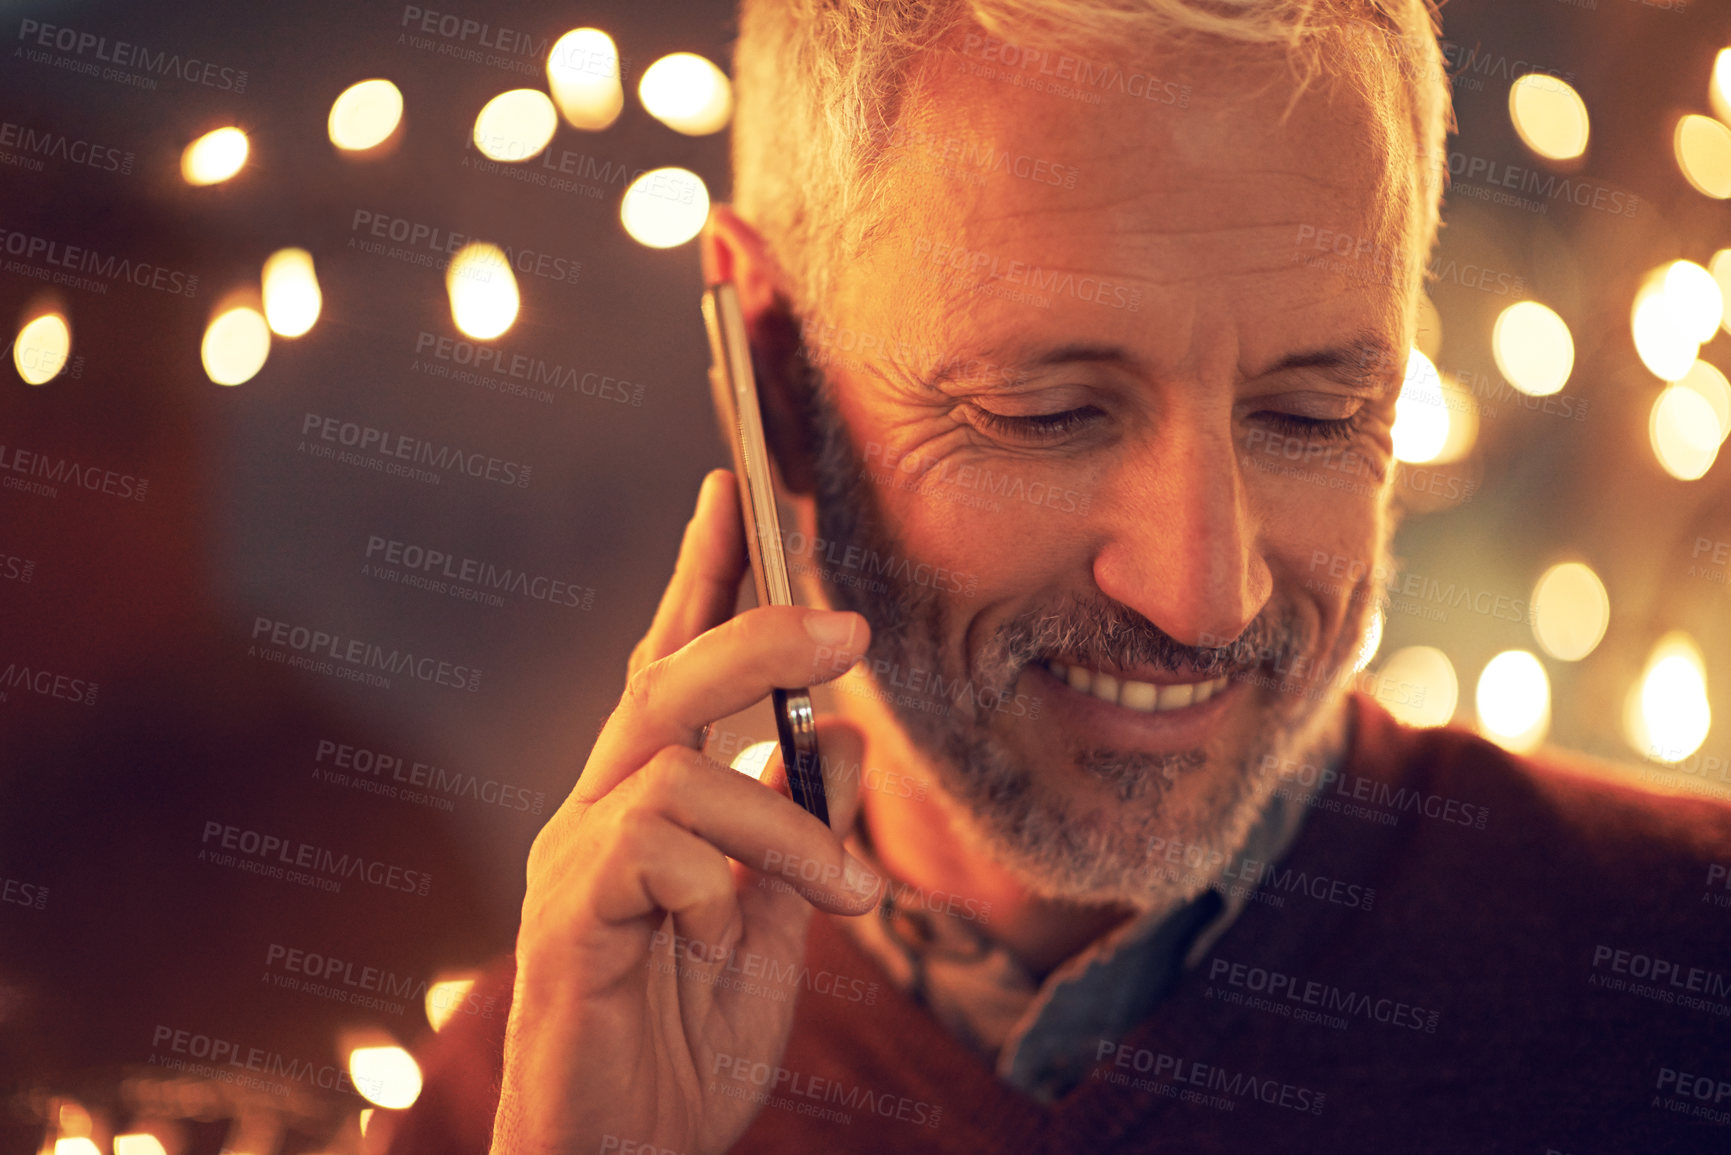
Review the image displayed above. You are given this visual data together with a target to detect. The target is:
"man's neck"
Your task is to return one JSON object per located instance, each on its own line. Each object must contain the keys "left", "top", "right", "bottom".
{"left": 849, "top": 725, "right": 1140, "bottom": 981}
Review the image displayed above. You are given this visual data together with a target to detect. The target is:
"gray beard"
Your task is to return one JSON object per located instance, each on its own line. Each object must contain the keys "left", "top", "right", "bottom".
{"left": 800, "top": 357, "right": 1370, "bottom": 913}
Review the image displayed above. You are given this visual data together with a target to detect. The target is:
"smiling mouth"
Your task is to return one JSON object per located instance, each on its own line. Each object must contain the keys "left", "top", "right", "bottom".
{"left": 1042, "top": 658, "right": 1231, "bottom": 714}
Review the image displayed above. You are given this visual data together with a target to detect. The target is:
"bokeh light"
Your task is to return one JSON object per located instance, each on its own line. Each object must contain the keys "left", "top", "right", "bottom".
{"left": 1391, "top": 349, "right": 1449, "bottom": 464}
{"left": 1675, "top": 113, "right": 1731, "bottom": 199}
{"left": 1715, "top": 48, "right": 1731, "bottom": 125}
{"left": 1492, "top": 301, "right": 1573, "bottom": 397}
{"left": 473, "top": 88, "right": 559, "bottom": 163}
{"left": 620, "top": 167, "right": 710, "bottom": 248}
{"left": 1710, "top": 249, "right": 1731, "bottom": 335}
{"left": 1648, "top": 384, "right": 1721, "bottom": 480}
{"left": 446, "top": 243, "right": 520, "bottom": 340}
{"left": 638, "top": 53, "right": 734, "bottom": 135}
{"left": 1508, "top": 73, "right": 1589, "bottom": 161}
{"left": 1475, "top": 650, "right": 1550, "bottom": 754}
{"left": 1375, "top": 645, "right": 1458, "bottom": 728}
{"left": 261, "top": 248, "right": 322, "bottom": 338}
{"left": 13, "top": 312, "right": 71, "bottom": 385}
{"left": 548, "top": 28, "right": 623, "bottom": 131}
{"left": 1666, "top": 260, "right": 1725, "bottom": 343}
{"left": 201, "top": 306, "right": 270, "bottom": 386}
{"left": 1530, "top": 561, "right": 1609, "bottom": 662}
{"left": 348, "top": 1044, "right": 423, "bottom": 1109}
{"left": 1676, "top": 360, "right": 1731, "bottom": 440}
{"left": 425, "top": 976, "right": 477, "bottom": 1033}
{"left": 180, "top": 126, "right": 248, "bottom": 185}
{"left": 1630, "top": 267, "right": 1706, "bottom": 382}
{"left": 328, "top": 79, "right": 404, "bottom": 151}
{"left": 114, "top": 1136, "right": 169, "bottom": 1155}
{"left": 1626, "top": 632, "right": 1712, "bottom": 764}
{"left": 54, "top": 1141, "right": 100, "bottom": 1155}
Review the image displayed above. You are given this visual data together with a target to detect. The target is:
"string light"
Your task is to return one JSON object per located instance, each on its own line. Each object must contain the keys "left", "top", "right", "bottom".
{"left": 13, "top": 313, "right": 71, "bottom": 385}
{"left": 621, "top": 167, "right": 710, "bottom": 248}
{"left": 329, "top": 79, "right": 404, "bottom": 151}
{"left": 201, "top": 306, "right": 271, "bottom": 386}
{"left": 261, "top": 248, "right": 322, "bottom": 337}
{"left": 1492, "top": 301, "right": 1574, "bottom": 397}
{"left": 1508, "top": 73, "right": 1589, "bottom": 161}
{"left": 548, "top": 29, "right": 623, "bottom": 130}
{"left": 473, "top": 89, "right": 559, "bottom": 163}
{"left": 446, "top": 243, "right": 520, "bottom": 339}
{"left": 638, "top": 53, "right": 733, "bottom": 135}
{"left": 181, "top": 126, "right": 249, "bottom": 185}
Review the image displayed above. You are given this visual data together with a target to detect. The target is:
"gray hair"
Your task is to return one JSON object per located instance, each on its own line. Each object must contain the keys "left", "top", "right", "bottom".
{"left": 731, "top": 0, "right": 1451, "bottom": 312}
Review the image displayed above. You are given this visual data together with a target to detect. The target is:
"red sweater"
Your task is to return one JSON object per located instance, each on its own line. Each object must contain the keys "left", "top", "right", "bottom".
{"left": 391, "top": 696, "right": 1731, "bottom": 1153}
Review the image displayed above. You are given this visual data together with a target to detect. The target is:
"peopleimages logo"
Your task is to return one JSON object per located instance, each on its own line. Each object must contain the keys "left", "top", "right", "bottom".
{"left": 250, "top": 616, "right": 483, "bottom": 693}
{"left": 299, "top": 412, "right": 532, "bottom": 489}
{"left": 199, "top": 819, "right": 433, "bottom": 897}
{"left": 349, "top": 209, "right": 582, "bottom": 285}
{"left": 0, "top": 227, "right": 198, "bottom": 297}
{"left": 0, "top": 119, "right": 133, "bottom": 174}
{"left": 0, "top": 659, "right": 98, "bottom": 706}
{"left": 17, "top": 18, "right": 249, "bottom": 91}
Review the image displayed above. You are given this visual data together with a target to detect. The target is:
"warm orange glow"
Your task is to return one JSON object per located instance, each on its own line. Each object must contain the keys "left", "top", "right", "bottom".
{"left": 1476, "top": 651, "right": 1550, "bottom": 754}
{"left": 1508, "top": 74, "right": 1589, "bottom": 160}
{"left": 348, "top": 1044, "right": 423, "bottom": 1109}
{"left": 1676, "top": 114, "right": 1731, "bottom": 199}
{"left": 1376, "top": 646, "right": 1458, "bottom": 728}
{"left": 473, "top": 89, "right": 559, "bottom": 162}
{"left": 620, "top": 168, "right": 710, "bottom": 248}
{"left": 446, "top": 243, "right": 520, "bottom": 339}
{"left": 261, "top": 248, "right": 322, "bottom": 337}
{"left": 1530, "top": 562, "right": 1609, "bottom": 662}
{"left": 201, "top": 306, "right": 270, "bottom": 386}
{"left": 180, "top": 126, "right": 248, "bottom": 185}
{"left": 548, "top": 29, "right": 623, "bottom": 130}
{"left": 329, "top": 79, "right": 404, "bottom": 150}
{"left": 13, "top": 312, "right": 70, "bottom": 385}
{"left": 1627, "top": 633, "right": 1712, "bottom": 763}
{"left": 639, "top": 53, "right": 733, "bottom": 135}
{"left": 1492, "top": 301, "right": 1573, "bottom": 397}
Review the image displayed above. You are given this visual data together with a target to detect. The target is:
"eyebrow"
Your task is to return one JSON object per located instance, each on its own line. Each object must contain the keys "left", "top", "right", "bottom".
{"left": 925, "top": 333, "right": 1402, "bottom": 394}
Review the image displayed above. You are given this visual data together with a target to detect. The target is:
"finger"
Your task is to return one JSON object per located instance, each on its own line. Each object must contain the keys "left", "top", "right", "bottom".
{"left": 755, "top": 717, "right": 871, "bottom": 841}
{"left": 743, "top": 720, "right": 882, "bottom": 934}
{"left": 581, "top": 606, "right": 870, "bottom": 803}
{"left": 630, "top": 469, "right": 747, "bottom": 679}
{"left": 521, "top": 808, "right": 739, "bottom": 997}
{"left": 587, "top": 746, "right": 880, "bottom": 924}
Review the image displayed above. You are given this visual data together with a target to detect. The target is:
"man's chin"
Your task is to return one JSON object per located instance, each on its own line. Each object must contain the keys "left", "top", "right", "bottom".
{"left": 919, "top": 730, "right": 1269, "bottom": 913}
{"left": 920, "top": 677, "right": 1354, "bottom": 912}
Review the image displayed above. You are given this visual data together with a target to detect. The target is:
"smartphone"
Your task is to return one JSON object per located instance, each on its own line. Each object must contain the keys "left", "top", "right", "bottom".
{"left": 700, "top": 283, "right": 830, "bottom": 827}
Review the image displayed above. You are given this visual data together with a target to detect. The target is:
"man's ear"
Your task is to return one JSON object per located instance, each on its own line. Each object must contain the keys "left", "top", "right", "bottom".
{"left": 701, "top": 205, "right": 820, "bottom": 496}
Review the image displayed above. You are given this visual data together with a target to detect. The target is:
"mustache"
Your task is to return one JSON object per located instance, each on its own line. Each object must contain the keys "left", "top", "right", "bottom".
{"left": 991, "top": 593, "right": 1307, "bottom": 681}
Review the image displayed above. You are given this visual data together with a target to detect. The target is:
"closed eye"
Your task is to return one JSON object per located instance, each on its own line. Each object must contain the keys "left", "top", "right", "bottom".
{"left": 964, "top": 404, "right": 1106, "bottom": 444}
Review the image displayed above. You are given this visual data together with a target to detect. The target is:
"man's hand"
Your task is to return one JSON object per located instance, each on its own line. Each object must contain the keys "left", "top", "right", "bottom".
{"left": 489, "top": 469, "right": 878, "bottom": 1155}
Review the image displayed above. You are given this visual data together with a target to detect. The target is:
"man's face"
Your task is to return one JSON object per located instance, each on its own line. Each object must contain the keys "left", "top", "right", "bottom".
{"left": 792, "top": 34, "right": 1417, "bottom": 910}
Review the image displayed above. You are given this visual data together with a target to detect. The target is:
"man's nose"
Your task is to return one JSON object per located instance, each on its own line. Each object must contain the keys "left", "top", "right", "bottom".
{"left": 1091, "top": 418, "right": 1272, "bottom": 649}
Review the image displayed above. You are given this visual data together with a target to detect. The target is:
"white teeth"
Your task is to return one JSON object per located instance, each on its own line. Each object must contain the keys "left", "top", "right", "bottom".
{"left": 1046, "top": 660, "right": 1229, "bottom": 715}
{"left": 1093, "top": 673, "right": 1120, "bottom": 705}
{"left": 1156, "top": 682, "right": 1195, "bottom": 710}
{"left": 1120, "top": 680, "right": 1158, "bottom": 711}
{"left": 1066, "top": 663, "right": 1090, "bottom": 693}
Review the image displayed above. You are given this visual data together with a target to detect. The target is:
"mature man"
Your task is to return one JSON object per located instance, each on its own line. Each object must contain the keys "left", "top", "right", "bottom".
{"left": 391, "top": 1, "right": 1731, "bottom": 1152}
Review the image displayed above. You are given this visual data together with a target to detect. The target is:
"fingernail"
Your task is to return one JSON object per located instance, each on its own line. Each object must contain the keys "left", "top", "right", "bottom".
{"left": 843, "top": 852, "right": 880, "bottom": 900}
{"left": 804, "top": 610, "right": 859, "bottom": 648}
